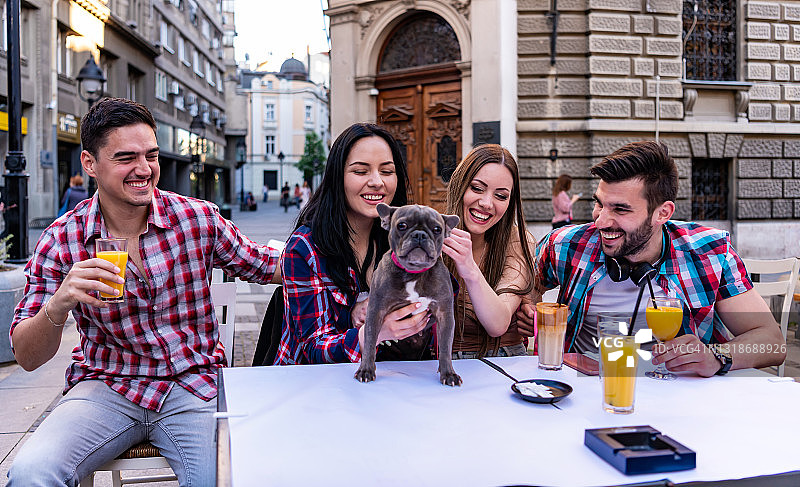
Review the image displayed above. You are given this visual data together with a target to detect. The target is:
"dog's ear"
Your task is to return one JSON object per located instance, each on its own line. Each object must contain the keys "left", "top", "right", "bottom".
{"left": 442, "top": 214, "right": 460, "bottom": 237}
{"left": 377, "top": 203, "right": 396, "bottom": 230}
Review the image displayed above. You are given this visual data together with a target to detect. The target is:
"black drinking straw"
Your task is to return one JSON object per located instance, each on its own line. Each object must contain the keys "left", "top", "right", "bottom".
{"left": 557, "top": 271, "right": 580, "bottom": 306}
{"left": 628, "top": 282, "right": 647, "bottom": 336}
{"left": 646, "top": 277, "right": 658, "bottom": 309}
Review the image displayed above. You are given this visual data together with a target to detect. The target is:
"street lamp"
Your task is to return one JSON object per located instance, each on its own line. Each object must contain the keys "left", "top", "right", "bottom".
{"left": 235, "top": 139, "right": 246, "bottom": 210}
{"left": 3, "top": 0, "right": 29, "bottom": 263}
{"left": 189, "top": 113, "right": 206, "bottom": 199}
{"left": 76, "top": 55, "right": 106, "bottom": 109}
{"left": 277, "top": 151, "right": 285, "bottom": 191}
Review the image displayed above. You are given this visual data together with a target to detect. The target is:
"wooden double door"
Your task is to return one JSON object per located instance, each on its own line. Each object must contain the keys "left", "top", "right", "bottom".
{"left": 376, "top": 80, "right": 462, "bottom": 210}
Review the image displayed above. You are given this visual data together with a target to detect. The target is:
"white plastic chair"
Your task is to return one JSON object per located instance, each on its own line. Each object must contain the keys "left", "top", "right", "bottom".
{"left": 81, "top": 282, "right": 237, "bottom": 486}
{"left": 741, "top": 257, "right": 800, "bottom": 377}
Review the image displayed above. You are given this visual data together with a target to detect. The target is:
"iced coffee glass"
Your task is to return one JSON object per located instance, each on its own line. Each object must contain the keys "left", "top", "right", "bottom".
{"left": 96, "top": 238, "right": 128, "bottom": 303}
{"left": 598, "top": 320, "right": 640, "bottom": 414}
{"left": 536, "top": 302, "right": 568, "bottom": 370}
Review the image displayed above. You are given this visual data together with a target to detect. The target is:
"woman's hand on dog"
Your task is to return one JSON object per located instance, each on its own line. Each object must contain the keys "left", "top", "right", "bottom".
{"left": 442, "top": 228, "right": 481, "bottom": 283}
{"left": 357, "top": 302, "right": 431, "bottom": 348}
{"left": 352, "top": 295, "right": 369, "bottom": 328}
{"left": 378, "top": 302, "right": 431, "bottom": 342}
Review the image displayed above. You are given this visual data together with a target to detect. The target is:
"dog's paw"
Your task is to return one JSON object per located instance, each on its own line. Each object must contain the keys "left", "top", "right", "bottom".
{"left": 440, "top": 371, "right": 462, "bottom": 387}
{"left": 354, "top": 367, "right": 376, "bottom": 383}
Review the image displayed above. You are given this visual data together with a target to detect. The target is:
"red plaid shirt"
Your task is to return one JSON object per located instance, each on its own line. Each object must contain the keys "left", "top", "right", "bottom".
{"left": 10, "top": 189, "right": 279, "bottom": 411}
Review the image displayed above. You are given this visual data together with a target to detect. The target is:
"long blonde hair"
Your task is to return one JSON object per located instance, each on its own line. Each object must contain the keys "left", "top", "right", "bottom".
{"left": 444, "top": 144, "right": 536, "bottom": 354}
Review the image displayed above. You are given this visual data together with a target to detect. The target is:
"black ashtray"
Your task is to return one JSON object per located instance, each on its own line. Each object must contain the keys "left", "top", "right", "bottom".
{"left": 584, "top": 425, "right": 696, "bottom": 475}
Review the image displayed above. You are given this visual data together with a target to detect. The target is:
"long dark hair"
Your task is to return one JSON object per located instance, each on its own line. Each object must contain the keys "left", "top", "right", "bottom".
{"left": 297, "top": 123, "right": 409, "bottom": 292}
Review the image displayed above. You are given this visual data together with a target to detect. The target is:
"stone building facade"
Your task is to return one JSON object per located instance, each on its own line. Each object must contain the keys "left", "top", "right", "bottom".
{"left": 327, "top": 0, "right": 800, "bottom": 257}
{"left": 517, "top": 0, "right": 800, "bottom": 257}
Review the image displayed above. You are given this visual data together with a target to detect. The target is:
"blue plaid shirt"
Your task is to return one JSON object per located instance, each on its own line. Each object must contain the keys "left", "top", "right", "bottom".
{"left": 536, "top": 221, "right": 753, "bottom": 352}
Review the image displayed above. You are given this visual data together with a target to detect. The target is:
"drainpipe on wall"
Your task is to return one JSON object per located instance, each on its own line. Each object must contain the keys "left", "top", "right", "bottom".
{"left": 547, "top": 0, "right": 559, "bottom": 67}
{"left": 51, "top": 0, "right": 59, "bottom": 218}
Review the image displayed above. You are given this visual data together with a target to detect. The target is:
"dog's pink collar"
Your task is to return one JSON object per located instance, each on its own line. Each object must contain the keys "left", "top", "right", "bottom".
{"left": 391, "top": 252, "right": 432, "bottom": 274}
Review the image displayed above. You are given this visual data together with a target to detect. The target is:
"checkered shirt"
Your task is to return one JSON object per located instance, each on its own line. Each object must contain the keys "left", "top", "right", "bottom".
{"left": 536, "top": 220, "right": 753, "bottom": 352}
{"left": 274, "top": 225, "right": 363, "bottom": 365}
{"left": 11, "top": 189, "right": 279, "bottom": 411}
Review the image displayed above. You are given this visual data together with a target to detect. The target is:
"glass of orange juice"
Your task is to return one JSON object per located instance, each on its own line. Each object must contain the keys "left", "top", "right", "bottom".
{"left": 96, "top": 238, "right": 128, "bottom": 303}
{"left": 598, "top": 320, "right": 640, "bottom": 414}
{"left": 645, "top": 297, "right": 683, "bottom": 380}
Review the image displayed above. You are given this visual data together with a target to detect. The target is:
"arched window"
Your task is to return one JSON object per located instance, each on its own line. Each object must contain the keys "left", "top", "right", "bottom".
{"left": 379, "top": 14, "right": 461, "bottom": 73}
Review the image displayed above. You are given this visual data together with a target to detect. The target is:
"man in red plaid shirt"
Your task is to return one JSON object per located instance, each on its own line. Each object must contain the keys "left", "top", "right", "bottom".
{"left": 7, "top": 98, "right": 279, "bottom": 486}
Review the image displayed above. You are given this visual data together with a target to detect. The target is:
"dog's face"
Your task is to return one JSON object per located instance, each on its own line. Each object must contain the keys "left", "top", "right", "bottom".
{"left": 377, "top": 203, "right": 460, "bottom": 272}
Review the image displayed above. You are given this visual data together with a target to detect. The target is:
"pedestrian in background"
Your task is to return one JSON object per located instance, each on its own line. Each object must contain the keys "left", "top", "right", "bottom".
{"left": 280, "top": 182, "right": 290, "bottom": 212}
{"left": 262, "top": 184, "right": 268, "bottom": 203}
{"left": 58, "top": 174, "right": 89, "bottom": 217}
{"left": 551, "top": 174, "right": 581, "bottom": 229}
{"left": 299, "top": 180, "right": 311, "bottom": 209}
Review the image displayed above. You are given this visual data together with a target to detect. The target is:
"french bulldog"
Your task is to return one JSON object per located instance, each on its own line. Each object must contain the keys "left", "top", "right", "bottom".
{"left": 354, "top": 203, "right": 462, "bottom": 386}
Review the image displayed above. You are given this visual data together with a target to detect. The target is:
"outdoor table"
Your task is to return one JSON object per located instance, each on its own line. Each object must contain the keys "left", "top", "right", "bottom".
{"left": 216, "top": 356, "right": 800, "bottom": 486}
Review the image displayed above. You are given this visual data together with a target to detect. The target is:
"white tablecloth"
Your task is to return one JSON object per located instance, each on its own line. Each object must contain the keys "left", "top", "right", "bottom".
{"left": 219, "top": 356, "right": 800, "bottom": 486}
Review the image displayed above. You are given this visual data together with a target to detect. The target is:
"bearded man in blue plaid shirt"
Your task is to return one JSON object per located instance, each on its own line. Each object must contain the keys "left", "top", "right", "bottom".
{"left": 519, "top": 141, "right": 785, "bottom": 377}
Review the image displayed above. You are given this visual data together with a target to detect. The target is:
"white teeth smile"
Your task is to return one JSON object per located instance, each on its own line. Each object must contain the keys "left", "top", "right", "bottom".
{"left": 362, "top": 194, "right": 383, "bottom": 201}
{"left": 127, "top": 180, "right": 148, "bottom": 188}
{"left": 470, "top": 209, "right": 490, "bottom": 222}
{"left": 600, "top": 232, "right": 623, "bottom": 240}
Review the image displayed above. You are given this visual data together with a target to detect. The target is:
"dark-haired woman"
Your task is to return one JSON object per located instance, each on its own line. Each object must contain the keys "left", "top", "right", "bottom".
{"left": 551, "top": 174, "right": 581, "bottom": 229}
{"left": 274, "top": 123, "right": 429, "bottom": 365}
{"left": 442, "top": 144, "right": 537, "bottom": 359}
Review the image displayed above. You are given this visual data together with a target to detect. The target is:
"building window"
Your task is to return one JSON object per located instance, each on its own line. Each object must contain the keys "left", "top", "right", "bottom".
{"left": 178, "top": 36, "right": 189, "bottom": 65}
{"left": 217, "top": 70, "right": 224, "bottom": 92}
{"left": 155, "top": 70, "right": 168, "bottom": 100}
{"left": 193, "top": 49, "right": 203, "bottom": 76}
{"left": 128, "top": 65, "right": 144, "bottom": 103}
{"left": 205, "top": 59, "right": 213, "bottom": 85}
{"left": 265, "top": 135, "right": 275, "bottom": 158}
{"left": 265, "top": 103, "right": 275, "bottom": 121}
{"left": 266, "top": 80, "right": 273, "bottom": 89}
{"left": 160, "top": 21, "right": 173, "bottom": 52}
{"left": 304, "top": 104, "right": 313, "bottom": 123}
{"left": 57, "top": 30, "right": 72, "bottom": 76}
{"left": 691, "top": 158, "right": 729, "bottom": 220}
{"left": 682, "top": 0, "right": 736, "bottom": 81}
{"left": 201, "top": 18, "right": 210, "bottom": 39}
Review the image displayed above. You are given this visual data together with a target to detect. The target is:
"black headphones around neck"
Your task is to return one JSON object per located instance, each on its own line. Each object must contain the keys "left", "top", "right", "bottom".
{"left": 606, "top": 228, "right": 669, "bottom": 286}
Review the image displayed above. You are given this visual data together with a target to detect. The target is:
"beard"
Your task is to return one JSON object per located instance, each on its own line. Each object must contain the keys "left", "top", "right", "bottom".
{"left": 600, "top": 218, "right": 654, "bottom": 259}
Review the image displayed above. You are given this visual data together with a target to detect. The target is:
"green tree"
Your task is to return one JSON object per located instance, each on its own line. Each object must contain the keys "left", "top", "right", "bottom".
{"left": 297, "top": 132, "right": 327, "bottom": 183}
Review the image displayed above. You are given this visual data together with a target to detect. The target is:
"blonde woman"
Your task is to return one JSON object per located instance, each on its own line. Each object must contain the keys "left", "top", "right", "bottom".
{"left": 442, "top": 144, "right": 537, "bottom": 358}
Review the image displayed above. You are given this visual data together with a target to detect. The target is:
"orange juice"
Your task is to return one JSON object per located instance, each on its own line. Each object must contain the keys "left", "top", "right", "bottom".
{"left": 600, "top": 336, "right": 639, "bottom": 414}
{"left": 645, "top": 306, "right": 682, "bottom": 341}
{"left": 97, "top": 250, "right": 128, "bottom": 301}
